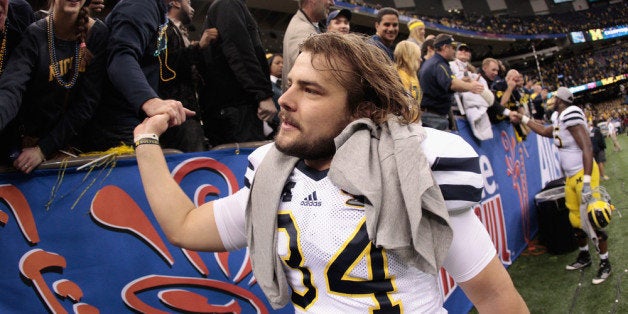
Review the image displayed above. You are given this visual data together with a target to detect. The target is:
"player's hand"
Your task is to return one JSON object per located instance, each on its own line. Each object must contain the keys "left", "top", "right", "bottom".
{"left": 13, "top": 146, "right": 45, "bottom": 174}
{"left": 134, "top": 114, "right": 171, "bottom": 138}
{"left": 581, "top": 182, "right": 592, "bottom": 204}
{"left": 257, "top": 97, "right": 278, "bottom": 122}
{"left": 509, "top": 111, "right": 521, "bottom": 123}
{"left": 141, "top": 98, "right": 195, "bottom": 127}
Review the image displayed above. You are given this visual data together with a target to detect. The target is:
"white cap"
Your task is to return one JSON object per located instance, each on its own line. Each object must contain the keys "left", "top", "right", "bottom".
{"left": 555, "top": 87, "right": 573, "bottom": 103}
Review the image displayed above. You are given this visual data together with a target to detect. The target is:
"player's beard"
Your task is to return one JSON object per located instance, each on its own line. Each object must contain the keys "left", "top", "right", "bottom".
{"left": 274, "top": 111, "right": 349, "bottom": 161}
{"left": 275, "top": 129, "right": 337, "bottom": 161}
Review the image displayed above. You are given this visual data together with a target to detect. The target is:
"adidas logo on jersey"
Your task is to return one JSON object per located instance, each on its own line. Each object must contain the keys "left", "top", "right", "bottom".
{"left": 301, "top": 191, "right": 322, "bottom": 206}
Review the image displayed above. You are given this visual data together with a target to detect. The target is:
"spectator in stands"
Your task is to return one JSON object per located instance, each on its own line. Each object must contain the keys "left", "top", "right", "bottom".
{"left": 268, "top": 53, "right": 283, "bottom": 108}
{"left": 589, "top": 120, "right": 609, "bottom": 180}
{"left": 0, "top": 0, "right": 107, "bottom": 173}
{"left": 521, "top": 87, "right": 613, "bottom": 285}
{"left": 0, "top": 0, "right": 34, "bottom": 78}
{"left": 394, "top": 41, "right": 422, "bottom": 105}
{"left": 480, "top": 58, "right": 521, "bottom": 129}
{"left": 266, "top": 52, "right": 283, "bottom": 137}
{"left": 449, "top": 43, "right": 476, "bottom": 77}
{"left": 199, "top": 0, "right": 276, "bottom": 147}
{"left": 419, "top": 34, "right": 484, "bottom": 130}
{"left": 0, "top": 0, "right": 34, "bottom": 163}
{"left": 157, "top": 0, "right": 215, "bottom": 152}
{"left": 84, "top": 0, "right": 192, "bottom": 152}
{"left": 368, "top": 7, "right": 399, "bottom": 60}
{"left": 133, "top": 31, "right": 529, "bottom": 313}
{"left": 325, "top": 8, "right": 350, "bottom": 34}
{"left": 530, "top": 84, "right": 546, "bottom": 120}
{"left": 420, "top": 38, "right": 435, "bottom": 63}
{"left": 406, "top": 18, "right": 426, "bottom": 49}
{"left": 449, "top": 43, "right": 495, "bottom": 140}
{"left": 282, "top": 0, "right": 334, "bottom": 91}
{"left": 492, "top": 69, "right": 528, "bottom": 141}
{"left": 517, "top": 73, "right": 533, "bottom": 117}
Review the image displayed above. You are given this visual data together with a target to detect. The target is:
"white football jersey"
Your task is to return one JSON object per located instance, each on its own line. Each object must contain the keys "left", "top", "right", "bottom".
{"left": 551, "top": 106, "right": 587, "bottom": 177}
{"left": 213, "top": 127, "right": 493, "bottom": 313}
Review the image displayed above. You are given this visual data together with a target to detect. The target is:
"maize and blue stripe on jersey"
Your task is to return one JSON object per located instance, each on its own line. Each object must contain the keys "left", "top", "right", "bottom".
{"left": 244, "top": 162, "right": 254, "bottom": 189}
{"left": 560, "top": 106, "right": 586, "bottom": 127}
{"left": 242, "top": 144, "right": 274, "bottom": 190}
{"left": 422, "top": 128, "right": 484, "bottom": 212}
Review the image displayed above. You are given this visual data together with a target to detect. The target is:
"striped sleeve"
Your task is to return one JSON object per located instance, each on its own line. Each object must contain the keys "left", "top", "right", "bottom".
{"left": 560, "top": 106, "right": 586, "bottom": 128}
{"left": 242, "top": 143, "right": 274, "bottom": 191}
{"left": 422, "top": 128, "right": 483, "bottom": 212}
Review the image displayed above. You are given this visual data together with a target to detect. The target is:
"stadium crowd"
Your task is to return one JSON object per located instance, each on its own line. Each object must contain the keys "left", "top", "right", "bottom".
{"left": 518, "top": 42, "right": 628, "bottom": 91}
{"left": 351, "top": 0, "right": 628, "bottom": 35}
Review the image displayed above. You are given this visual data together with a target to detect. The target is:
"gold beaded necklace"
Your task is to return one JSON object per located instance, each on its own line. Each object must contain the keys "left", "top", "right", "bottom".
{"left": 155, "top": 21, "right": 176, "bottom": 82}
{"left": 47, "top": 11, "right": 82, "bottom": 89}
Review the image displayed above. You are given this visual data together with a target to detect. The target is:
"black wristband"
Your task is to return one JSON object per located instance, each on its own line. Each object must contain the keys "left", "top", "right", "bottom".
{"left": 134, "top": 138, "right": 160, "bottom": 149}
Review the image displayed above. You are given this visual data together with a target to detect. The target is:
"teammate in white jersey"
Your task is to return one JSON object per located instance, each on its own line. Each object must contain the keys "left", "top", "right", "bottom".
{"left": 134, "top": 33, "right": 528, "bottom": 312}
{"left": 520, "top": 87, "right": 611, "bottom": 284}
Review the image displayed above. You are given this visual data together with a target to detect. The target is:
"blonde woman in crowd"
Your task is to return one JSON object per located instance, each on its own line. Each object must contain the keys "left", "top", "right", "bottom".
{"left": 394, "top": 41, "right": 422, "bottom": 106}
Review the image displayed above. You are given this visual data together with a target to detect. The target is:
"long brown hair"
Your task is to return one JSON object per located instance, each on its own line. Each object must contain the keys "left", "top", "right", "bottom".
{"left": 299, "top": 32, "right": 419, "bottom": 124}
{"left": 76, "top": 5, "right": 90, "bottom": 44}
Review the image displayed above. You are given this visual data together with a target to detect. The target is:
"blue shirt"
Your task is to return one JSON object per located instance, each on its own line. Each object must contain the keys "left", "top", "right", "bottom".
{"left": 368, "top": 35, "right": 394, "bottom": 61}
{"left": 419, "top": 53, "right": 455, "bottom": 115}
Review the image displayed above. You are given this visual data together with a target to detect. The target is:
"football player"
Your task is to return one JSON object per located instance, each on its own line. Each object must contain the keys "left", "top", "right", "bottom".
{"left": 135, "top": 33, "right": 528, "bottom": 312}
{"left": 520, "top": 87, "right": 612, "bottom": 284}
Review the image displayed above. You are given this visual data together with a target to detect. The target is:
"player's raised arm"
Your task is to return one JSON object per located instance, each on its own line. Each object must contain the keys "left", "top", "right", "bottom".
{"left": 134, "top": 114, "right": 226, "bottom": 252}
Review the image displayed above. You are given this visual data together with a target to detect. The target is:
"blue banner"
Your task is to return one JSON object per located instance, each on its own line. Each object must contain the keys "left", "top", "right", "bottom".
{"left": 0, "top": 119, "right": 561, "bottom": 313}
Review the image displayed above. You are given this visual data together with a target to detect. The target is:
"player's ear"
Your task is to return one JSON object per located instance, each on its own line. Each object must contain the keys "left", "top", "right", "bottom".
{"left": 354, "top": 100, "right": 376, "bottom": 120}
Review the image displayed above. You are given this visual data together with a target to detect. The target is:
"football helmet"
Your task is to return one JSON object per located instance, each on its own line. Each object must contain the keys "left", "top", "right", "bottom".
{"left": 586, "top": 186, "right": 614, "bottom": 229}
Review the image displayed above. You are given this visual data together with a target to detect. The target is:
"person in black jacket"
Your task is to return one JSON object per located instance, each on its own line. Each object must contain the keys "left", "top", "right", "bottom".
{"left": 0, "top": 0, "right": 107, "bottom": 173}
{"left": 0, "top": 0, "right": 34, "bottom": 77}
{"left": 589, "top": 120, "right": 609, "bottom": 180}
{"left": 0, "top": 0, "right": 34, "bottom": 165}
{"left": 199, "top": 0, "right": 276, "bottom": 147}
{"left": 158, "top": 0, "right": 217, "bottom": 152}
{"left": 84, "top": 0, "right": 192, "bottom": 151}
{"left": 479, "top": 58, "right": 522, "bottom": 128}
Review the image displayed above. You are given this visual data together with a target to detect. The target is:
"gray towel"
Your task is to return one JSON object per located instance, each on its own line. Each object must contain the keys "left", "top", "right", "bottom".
{"left": 246, "top": 117, "right": 453, "bottom": 309}
{"left": 329, "top": 117, "right": 452, "bottom": 273}
{"left": 246, "top": 147, "right": 297, "bottom": 309}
